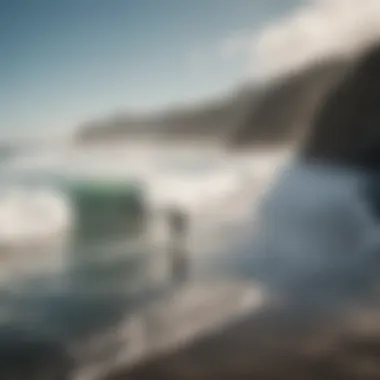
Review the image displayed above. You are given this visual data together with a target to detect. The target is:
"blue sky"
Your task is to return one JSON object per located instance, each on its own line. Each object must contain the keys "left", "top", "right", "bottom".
{"left": 0, "top": 0, "right": 303, "bottom": 137}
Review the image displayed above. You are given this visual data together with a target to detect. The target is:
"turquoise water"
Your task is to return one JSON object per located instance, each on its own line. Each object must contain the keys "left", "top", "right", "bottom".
{"left": 0, "top": 171, "right": 165, "bottom": 345}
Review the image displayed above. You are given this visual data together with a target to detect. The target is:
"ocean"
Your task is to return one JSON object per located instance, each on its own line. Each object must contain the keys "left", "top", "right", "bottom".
{"left": 0, "top": 141, "right": 289, "bottom": 377}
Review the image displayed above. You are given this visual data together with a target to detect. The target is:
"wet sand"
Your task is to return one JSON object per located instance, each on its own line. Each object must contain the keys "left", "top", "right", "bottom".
{"left": 104, "top": 298, "right": 380, "bottom": 380}
{"left": 74, "top": 280, "right": 264, "bottom": 380}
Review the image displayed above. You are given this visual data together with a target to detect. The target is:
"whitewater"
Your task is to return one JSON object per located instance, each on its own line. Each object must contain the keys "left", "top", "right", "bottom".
{"left": 0, "top": 141, "right": 291, "bottom": 378}
{"left": 0, "top": 142, "right": 289, "bottom": 254}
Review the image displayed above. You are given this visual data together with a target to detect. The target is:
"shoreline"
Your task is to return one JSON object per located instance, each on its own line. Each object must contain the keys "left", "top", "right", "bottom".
{"left": 74, "top": 280, "right": 265, "bottom": 380}
{"left": 102, "top": 299, "right": 380, "bottom": 380}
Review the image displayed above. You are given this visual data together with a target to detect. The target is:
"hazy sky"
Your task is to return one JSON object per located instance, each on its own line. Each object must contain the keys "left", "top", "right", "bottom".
{"left": 0, "top": 0, "right": 303, "bottom": 137}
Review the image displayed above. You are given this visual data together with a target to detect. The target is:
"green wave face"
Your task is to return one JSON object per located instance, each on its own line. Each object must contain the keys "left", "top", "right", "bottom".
{"left": 67, "top": 179, "right": 146, "bottom": 241}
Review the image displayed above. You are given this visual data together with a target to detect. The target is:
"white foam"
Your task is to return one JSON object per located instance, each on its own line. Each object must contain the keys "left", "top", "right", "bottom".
{"left": 0, "top": 187, "right": 72, "bottom": 245}
{"left": 0, "top": 186, "right": 73, "bottom": 285}
{"left": 2, "top": 142, "right": 290, "bottom": 256}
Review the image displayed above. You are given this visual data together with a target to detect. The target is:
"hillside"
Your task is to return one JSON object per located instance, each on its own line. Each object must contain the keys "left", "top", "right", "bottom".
{"left": 75, "top": 94, "right": 249, "bottom": 144}
{"left": 75, "top": 58, "right": 350, "bottom": 146}
{"left": 230, "top": 59, "right": 350, "bottom": 147}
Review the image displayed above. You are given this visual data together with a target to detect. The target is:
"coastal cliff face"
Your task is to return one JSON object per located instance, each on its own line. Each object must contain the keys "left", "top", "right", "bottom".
{"left": 75, "top": 58, "right": 350, "bottom": 148}
{"left": 229, "top": 59, "right": 350, "bottom": 148}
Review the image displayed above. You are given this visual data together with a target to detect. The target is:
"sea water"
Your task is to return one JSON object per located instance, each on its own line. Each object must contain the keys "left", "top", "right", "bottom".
{"left": 0, "top": 141, "right": 288, "bottom": 372}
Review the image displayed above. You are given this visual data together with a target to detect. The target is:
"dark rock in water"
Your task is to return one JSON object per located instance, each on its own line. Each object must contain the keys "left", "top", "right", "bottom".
{"left": 0, "top": 326, "right": 73, "bottom": 379}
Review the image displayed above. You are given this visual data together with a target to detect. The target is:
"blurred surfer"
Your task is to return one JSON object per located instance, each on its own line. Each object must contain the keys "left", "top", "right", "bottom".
{"left": 166, "top": 207, "right": 189, "bottom": 285}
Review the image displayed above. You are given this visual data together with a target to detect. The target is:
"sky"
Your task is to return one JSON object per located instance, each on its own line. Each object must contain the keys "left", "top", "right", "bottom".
{"left": 247, "top": 0, "right": 380, "bottom": 79}
{"left": 0, "top": 0, "right": 304, "bottom": 138}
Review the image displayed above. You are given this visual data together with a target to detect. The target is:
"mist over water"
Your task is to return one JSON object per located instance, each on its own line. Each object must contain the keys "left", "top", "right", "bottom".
{"left": 0, "top": 141, "right": 287, "bottom": 369}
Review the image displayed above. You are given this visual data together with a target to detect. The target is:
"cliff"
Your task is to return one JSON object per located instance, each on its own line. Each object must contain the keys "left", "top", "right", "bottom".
{"left": 230, "top": 59, "right": 350, "bottom": 147}
{"left": 75, "top": 59, "right": 350, "bottom": 147}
